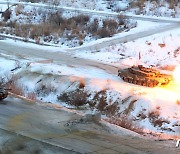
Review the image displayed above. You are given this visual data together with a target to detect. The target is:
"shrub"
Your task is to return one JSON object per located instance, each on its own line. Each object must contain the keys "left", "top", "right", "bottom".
{"left": 97, "top": 95, "right": 107, "bottom": 111}
{"left": 74, "top": 15, "right": 89, "bottom": 25}
{"left": 105, "top": 102, "right": 119, "bottom": 116}
{"left": 129, "top": 0, "right": 145, "bottom": 8}
{"left": 117, "top": 15, "right": 125, "bottom": 25}
{"left": 6, "top": 21, "right": 16, "bottom": 28}
{"left": 6, "top": 75, "right": 24, "bottom": 96}
{"left": 15, "top": 5, "right": 24, "bottom": 16}
{"left": 88, "top": 18, "right": 99, "bottom": 34}
{"left": 2, "top": 9, "right": 12, "bottom": 22}
{"left": 58, "top": 89, "right": 90, "bottom": 107}
{"left": 78, "top": 79, "right": 85, "bottom": 89}
{"left": 148, "top": 111, "right": 170, "bottom": 127}
{"left": 106, "top": 115, "right": 144, "bottom": 134}
{"left": 35, "top": 83, "right": 56, "bottom": 97}
{"left": 0, "top": 21, "right": 5, "bottom": 27}
{"left": 0, "top": 7, "right": 134, "bottom": 47}
{"left": 26, "top": 92, "right": 36, "bottom": 100}
{"left": 48, "top": 12, "right": 64, "bottom": 27}
{"left": 124, "top": 99, "right": 137, "bottom": 114}
{"left": 93, "top": 89, "right": 107, "bottom": 111}
{"left": 103, "top": 19, "right": 118, "bottom": 29}
{"left": 97, "top": 27, "right": 112, "bottom": 38}
{"left": 14, "top": 24, "right": 31, "bottom": 38}
{"left": 137, "top": 112, "right": 147, "bottom": 120}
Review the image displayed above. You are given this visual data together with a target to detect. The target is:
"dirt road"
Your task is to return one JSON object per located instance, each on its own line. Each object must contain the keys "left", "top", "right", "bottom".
{"left": 0, "top": 40, "right": 119, "bottom": 75}
{"left": 0, "top": 23, "right": 180, "bottom": 75}
{"left": 0, "top": 96, "right": 179, "bottom": 154}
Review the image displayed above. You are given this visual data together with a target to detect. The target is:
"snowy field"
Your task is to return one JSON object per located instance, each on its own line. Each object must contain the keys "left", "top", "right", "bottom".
{"left": 0, "top": 0, "right": 180, "bottom": 138}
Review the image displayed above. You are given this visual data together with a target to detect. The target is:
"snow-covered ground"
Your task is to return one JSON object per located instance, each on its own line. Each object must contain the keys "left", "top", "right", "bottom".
{"left": 75, "top": 27, "right": 180, "bottom": 67}
{"left": 0, "top": 0, "right": 179, "bottom": 138}
{"left": 0, "top": 2, "right": 138, "bottom": 48}
{"left": 2, "top": 0, "right": 179, "bottom": 18}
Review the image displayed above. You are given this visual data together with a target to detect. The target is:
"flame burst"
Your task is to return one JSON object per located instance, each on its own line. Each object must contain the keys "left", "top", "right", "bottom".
{"left": 173, "top": 65, "right": 180, "bottom": 84}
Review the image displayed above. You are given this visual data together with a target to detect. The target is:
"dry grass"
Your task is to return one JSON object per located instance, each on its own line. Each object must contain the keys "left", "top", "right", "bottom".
{"left": 174, "top": 47, "right": 180, "bottom": 58}
{"left": 1, "top": 9, "right": 11, "bottom": 22}
{"left": 1, "top": 7, "right": 134, "bottom": 46}
{"left": 97, "top": 28, "right": 112, "bottom": 38}
{"left": 148, "top": 111, "right": 170, "bottom": 127}
{"left": 105, "top": 102, "right": 119, "bottom": 116}
{"left": 124, "top": 99, "right": 137, "bottom": 114}
{"left": 128, "top": 0, "right": 178, "bottom": 9}
{"left": 15, "top": 5, "right": 24, "bottom": 16}
{"left": 121, "top": 96, "right": 132, "bottom": 104}
{"left": 92, "top": 89, "right": 107, "bottom": 111}
{"left": 106, "top": 115, "right": 144, "bottom": 134}
{"left": 127, "top": 0, "right": 179, "bottom": 16}
{"left": 57, "top": 88, "right": 120, "bottom": 115}
{"left": 78, "top": 79, "right": 86, "bottom": 89}
{"left": 6, "top": 75, "right": 24, "bottom": 96}
{"left": 35, "top": 83, "right": 56, "bottom": 97}
{"left": 26, "top": 92, "right": 36, "bottom": 100}
{"left": 137, "top": 112, "right": 147, "bottom": 120}
{"left": 96, "top": 95, "right": 107, "bottom": 111}
{"left": 57, "top": 87, "right": 120, "bottom": 116}
{"left": 0, "top": 77, "right": 6, "bottom": 87}
{"left": 129, "top": 0, "right": 145, "bottom": 9}
{"left": 58, "top": 89, "right": 90, "bottom": 107}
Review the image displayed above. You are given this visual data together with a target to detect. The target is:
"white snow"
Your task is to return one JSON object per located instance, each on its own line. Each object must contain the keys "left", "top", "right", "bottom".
{"left": 75, "top": 27, "right": 180, "bottom": 67}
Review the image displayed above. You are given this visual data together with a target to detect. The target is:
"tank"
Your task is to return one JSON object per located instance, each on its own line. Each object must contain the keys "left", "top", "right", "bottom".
{"left": 118, "top": 65, "right": 173, "bottom": 87}
{"left": 0, "top": 88, "right": 8, "bottom": 100}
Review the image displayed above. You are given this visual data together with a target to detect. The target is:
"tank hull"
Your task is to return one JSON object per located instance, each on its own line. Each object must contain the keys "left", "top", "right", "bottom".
{"left": 118, "top": 65, "right": 173, "bottom": 87}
